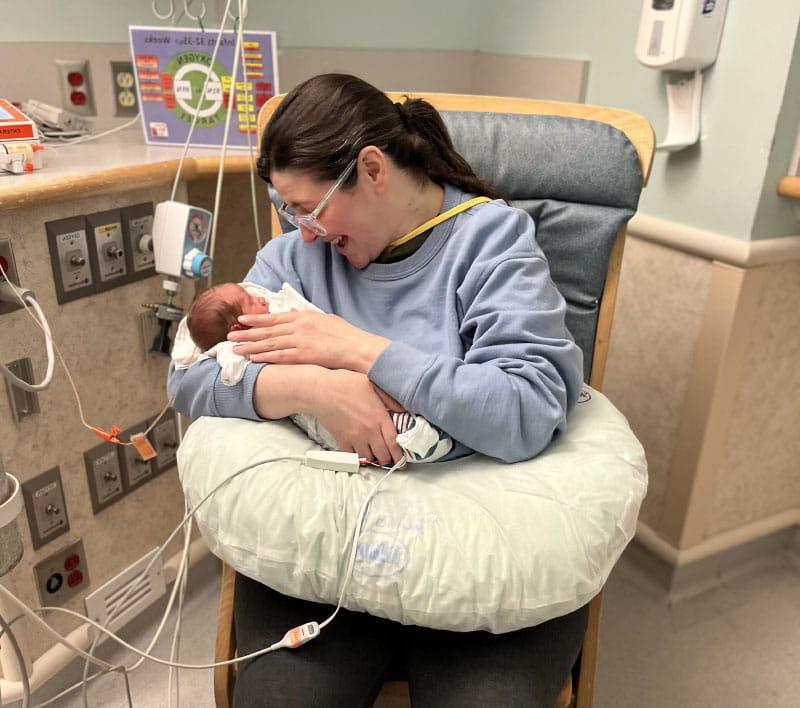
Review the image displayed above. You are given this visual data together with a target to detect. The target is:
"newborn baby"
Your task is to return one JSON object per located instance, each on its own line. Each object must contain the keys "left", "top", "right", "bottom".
{"left": 173, "top": 282, "right": 453, "bottom": 464}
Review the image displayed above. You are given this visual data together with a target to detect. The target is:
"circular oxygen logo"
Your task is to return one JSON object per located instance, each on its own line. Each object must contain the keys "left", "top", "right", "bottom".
{"left": 165, "top": 51, "right": 228, "bottom": 127}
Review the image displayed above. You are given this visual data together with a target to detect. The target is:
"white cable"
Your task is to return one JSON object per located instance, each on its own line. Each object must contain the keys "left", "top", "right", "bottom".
{"left": 236, "top": 0, "right": 263, "bottom": 250}
{"left": 206, "top": 1, "right": 244, "bottom": 264}
{"left": 47, "top": 113, "right": 142, "bottom": 148}
{"left": 170, "top": 0, "right": 233, "bottom": 201}
{"left": 0, "top": 246, "right": 174, "bottom": 442}
{"left": 0, "top": 585, "right": 115, "bottom": 671}
{"left": 0, "top": 449, "right": 400, "bottom": 699}
{"left": 79, "top": 493, "right": 195, "bottom": 705}
{"left": 0, "top": 612, "right": 30, "bottom": 708}
{"left": 166, "top": 510, "right": 192, "bottom": 708}
{"left": 0, "top": 266, "right": 56, "bottom": 391}
{"left": 320, "top": 460, "right": 401, "bottom": 629}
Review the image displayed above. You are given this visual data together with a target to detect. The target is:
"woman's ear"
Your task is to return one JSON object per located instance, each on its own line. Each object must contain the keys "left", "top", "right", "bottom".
{"left": 358, "top": 146, "right": 389, "bottom": 194}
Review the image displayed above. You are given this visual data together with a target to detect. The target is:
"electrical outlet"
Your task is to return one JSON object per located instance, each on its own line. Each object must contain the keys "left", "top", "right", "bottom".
{"left": 110, "top": 61, "right": 139, "bottom": 117}
{"left": 0, "top": 239, "right": 23, "bottom": 315}
{"left": 84, "top": 440, "right": 126, "bottom": 514}
{"left": 34, "top": 539, "right": 90, "bottom": 607}
{"left": 86, "top": 209, "right": 129, "bottom": 292}
{"left": 150, "top": 411, "right": 179, "bottom": 474}
{"left": 22, "top": 467, "right": 70, "bottom": 549}
{"left": 56, "top": 59, "right": 96, "bottom": 116}
{"left": 3, "top": 357, "right": 40, "bottom": 423}
{"left": 119, "top": 421, "right": 154, "bottom": 490}
{"left": 45, "top": 215, "right": 95, "bottom": 304}
{"left": 120, "top": 202, "right": 155, "bottom": 281}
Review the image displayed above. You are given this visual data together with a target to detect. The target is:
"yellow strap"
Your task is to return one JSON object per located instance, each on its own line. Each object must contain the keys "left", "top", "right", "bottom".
{"left": 385, "top": 196, "right": 492, "bottom": 252}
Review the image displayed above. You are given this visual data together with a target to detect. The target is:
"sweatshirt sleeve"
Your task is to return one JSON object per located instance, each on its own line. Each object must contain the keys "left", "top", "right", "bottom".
{"left": 369, "top": 208, "right": 583, "bottom": 463}
{"left": 166, "top": 243, "right": 289, "bottom": 421}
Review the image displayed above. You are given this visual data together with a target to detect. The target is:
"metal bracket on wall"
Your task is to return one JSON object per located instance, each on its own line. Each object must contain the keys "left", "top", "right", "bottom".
{"left": 3, "top": 357, "right": 39, "bottom": 423}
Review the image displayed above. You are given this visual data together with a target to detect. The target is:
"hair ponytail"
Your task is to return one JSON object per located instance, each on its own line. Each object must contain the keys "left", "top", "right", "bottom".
{"left": 261, "top": 74, "right": 503, "bottom": 201}
{"left": 395, "top": 98, "right": 503, "bottom": 200}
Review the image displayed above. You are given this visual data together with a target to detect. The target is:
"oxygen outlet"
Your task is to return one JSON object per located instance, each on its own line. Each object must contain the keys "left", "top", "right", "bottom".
{"left": 183, "top": 248, "right": 212, "bottom": 278}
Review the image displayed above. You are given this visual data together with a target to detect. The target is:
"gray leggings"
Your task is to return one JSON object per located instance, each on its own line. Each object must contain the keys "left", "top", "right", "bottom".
{"left": 233, "top": 575, "right": 588, "bottom": 708}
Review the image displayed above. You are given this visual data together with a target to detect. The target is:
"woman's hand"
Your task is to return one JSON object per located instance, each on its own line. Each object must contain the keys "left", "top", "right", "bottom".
{"left": 229, "top": 311, "right": 392, "bottom": 374}
{"left": 309, "top": 369, "right": 406, "bottom": 465}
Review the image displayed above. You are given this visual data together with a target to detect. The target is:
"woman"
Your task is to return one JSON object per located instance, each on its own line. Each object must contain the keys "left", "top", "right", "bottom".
{"left": 168, "top": 74, "right": 587, "bottom": 707}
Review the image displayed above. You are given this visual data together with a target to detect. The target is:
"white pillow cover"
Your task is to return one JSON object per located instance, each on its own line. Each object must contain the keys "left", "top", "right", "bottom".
{"left": 178, "top": 387, "right": 647, "bottom": 633}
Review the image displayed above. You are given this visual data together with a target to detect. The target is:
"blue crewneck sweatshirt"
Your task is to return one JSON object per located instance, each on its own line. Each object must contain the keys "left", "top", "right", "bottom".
{"left": 167, "top": 184, "right": 583, "bottom": 463}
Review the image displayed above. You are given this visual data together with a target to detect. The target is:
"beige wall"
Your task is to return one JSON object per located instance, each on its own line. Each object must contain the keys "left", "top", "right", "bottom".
{"left": 708, "top": 261, "right": 800, "bottom": 536}
{"left": 605, "top": 224, "right": 800, "bottom": 563}
{"left": 604, "top": 238, "right": 713, "bottom": 531}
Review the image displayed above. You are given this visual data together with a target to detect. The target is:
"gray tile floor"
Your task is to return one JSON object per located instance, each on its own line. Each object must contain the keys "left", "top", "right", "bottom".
{"left": 23, "top": 545, "right": 800, "bottom": 707}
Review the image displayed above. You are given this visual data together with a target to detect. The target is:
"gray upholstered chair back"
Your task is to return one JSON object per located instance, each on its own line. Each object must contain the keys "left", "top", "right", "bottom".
{"left": 269, "top": 111, "right": 644, "bottom": 382}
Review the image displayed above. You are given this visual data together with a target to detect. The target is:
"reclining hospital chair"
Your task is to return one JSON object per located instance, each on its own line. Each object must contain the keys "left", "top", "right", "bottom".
{"left": 212, "top": 92, "right": 654, "bottom": 708}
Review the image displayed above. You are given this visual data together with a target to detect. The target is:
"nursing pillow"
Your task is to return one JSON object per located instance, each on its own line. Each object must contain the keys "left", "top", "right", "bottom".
{"left": 178, "top": 387, "right": 647, "bottom": 633}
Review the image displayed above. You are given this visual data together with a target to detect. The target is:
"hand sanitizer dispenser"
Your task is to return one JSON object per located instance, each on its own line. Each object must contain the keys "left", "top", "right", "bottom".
{"left": 635, "top": 0, "right": 729, "bottom": 151}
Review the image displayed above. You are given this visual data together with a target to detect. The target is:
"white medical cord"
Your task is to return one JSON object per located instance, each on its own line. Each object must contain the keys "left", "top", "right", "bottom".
{"left": 170, "top": 0, "right": 234, "bottom": 202}
{"left": 0, "top": 264, "right": 55, "bottom": 391}
{"left": 47, "top": 113, "right": 142, "bottom": 147}
{"left": 0, "top": 254, "right": 175, "bottom": 444}
{"left": 206, "top": 1, "right": 244, "bottom": 264}
{"left": 320, "top": 460, "right": 402, "bottom": 629}
{"left": 0, "top": 612, "right": 30, "bottom": 708}
{"left": 166, "top": 510, "right": 192, "bottom": 708}
{"left": 236, "top": 0, "right": 263, "bottom": 250}
{"left": 34, "top": 509, "right": 193, "bottom": 707}
{"left": 0, "top": 452, "right": 402, "bottom": 677}
{"left": 79, "top": 496, "right": 195, "bottom": 707}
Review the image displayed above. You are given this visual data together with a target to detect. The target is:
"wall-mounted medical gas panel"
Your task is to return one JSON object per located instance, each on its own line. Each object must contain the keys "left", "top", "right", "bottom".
{"left": 45, "top": 215, "right": 95, "bottom": 303}
{"left": 46, "top": 202, "right": 156, "bottom": 304}
{"left": 86, "top": 209, "right": 129, "bottom": 292}
{"left": 121, "top": 202, "right": 156, "bottom": 281}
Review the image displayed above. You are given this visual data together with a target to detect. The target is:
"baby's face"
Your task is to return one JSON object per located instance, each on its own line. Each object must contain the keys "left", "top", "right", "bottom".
{"left": 218, "top": 283, "right": 268, "bottom": 315}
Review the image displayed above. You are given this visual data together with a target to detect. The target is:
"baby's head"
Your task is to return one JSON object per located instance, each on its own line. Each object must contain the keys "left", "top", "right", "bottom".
{"left": 187, "top": 283, "right": 268, "bottom": 351}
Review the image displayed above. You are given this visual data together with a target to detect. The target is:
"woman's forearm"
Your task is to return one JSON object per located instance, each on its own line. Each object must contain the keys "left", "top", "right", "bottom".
{"left": 253, "top": 364, "right": 325, "bottom": 419}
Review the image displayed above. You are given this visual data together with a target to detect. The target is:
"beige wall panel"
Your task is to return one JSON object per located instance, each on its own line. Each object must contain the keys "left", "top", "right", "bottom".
{"left": 277, "top": 47, "right": 475, "bottom": 94}
{"left": 471, "top": 52, "right": 588, "bottom": 102}
{"left": 0, "top": 187, "right": 189, "bottom": 658}
{"left": 706, "top": 260, "right": 800, "bottom": 536}
{"left": 603, "top": 236, "right": 713, "bottom": 529}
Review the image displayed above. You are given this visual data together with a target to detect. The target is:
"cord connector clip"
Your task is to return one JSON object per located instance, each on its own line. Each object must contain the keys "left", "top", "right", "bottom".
{"left": 278, "top": 621, "right": 320, "bottom": 649}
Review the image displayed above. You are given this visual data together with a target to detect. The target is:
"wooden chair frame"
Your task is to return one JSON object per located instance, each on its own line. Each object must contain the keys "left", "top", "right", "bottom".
{"left": 213, "top": 92, "right": 655, "bottom": 708}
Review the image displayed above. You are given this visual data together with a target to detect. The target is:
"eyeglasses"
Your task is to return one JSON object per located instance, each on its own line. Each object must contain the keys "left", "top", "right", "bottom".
{"left": 277, "top": 158, "right": 357, "bottom": 238}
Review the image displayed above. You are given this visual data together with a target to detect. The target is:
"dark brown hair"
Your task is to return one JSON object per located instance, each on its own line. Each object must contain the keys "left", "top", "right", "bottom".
{"left": 257, "top": 73, "right": 502, "bottom": 200}
{"left": 186, "top": 286, "right": 245, "bottom": 352}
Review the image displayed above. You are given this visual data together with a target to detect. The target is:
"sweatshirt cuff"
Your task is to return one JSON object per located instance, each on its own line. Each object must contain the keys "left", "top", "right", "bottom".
{"left": 212, "top": 362, "right": 268, "bottom": 420}
{"left": 368, "top": 341, "right": 436, "bottom": 407}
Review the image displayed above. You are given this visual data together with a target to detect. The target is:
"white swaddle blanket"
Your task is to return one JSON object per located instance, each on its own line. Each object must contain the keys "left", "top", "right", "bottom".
{"left": 172, "top": 283, "right": 452, "bottom": 462}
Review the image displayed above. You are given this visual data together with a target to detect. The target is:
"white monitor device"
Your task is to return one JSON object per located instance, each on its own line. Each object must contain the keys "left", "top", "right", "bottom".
{"left": 152, "top": 201, "right": 213, "bottom": 279}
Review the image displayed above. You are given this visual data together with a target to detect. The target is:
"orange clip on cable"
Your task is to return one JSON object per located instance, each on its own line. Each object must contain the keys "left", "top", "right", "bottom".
{"left": 90, "top": 425, "right": 122, "bottom": 444}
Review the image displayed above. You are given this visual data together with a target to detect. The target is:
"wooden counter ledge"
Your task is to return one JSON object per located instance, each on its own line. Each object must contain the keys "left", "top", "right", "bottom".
{"left": 0, "top": 127, "right": 258, "bottom": 213}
